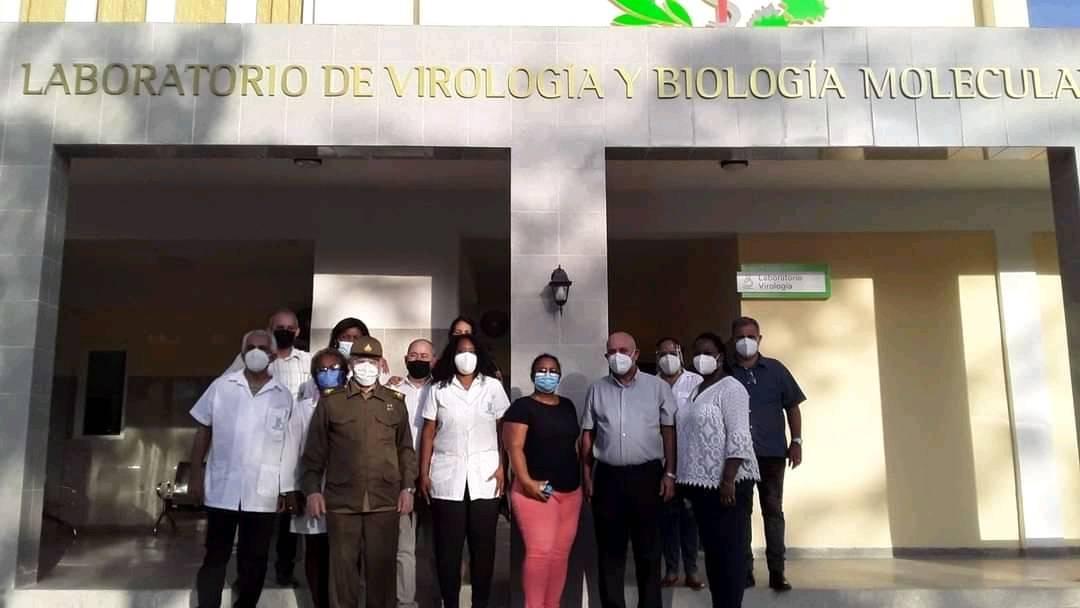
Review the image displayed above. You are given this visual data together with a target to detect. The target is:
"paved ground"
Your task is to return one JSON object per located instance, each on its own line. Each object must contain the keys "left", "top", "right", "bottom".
{"left": 24, "top": 518, "right": 1080, "bottom": 608}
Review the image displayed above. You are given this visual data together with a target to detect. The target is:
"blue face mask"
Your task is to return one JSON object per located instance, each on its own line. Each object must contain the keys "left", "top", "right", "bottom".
{"left": 315, "top": 369, "right": 345, "bottom": 391}
{"left": 533, "top": 372, "right": 561, "bottom": 394}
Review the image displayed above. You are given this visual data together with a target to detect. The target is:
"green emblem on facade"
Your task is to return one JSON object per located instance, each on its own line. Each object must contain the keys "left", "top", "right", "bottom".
{"left": 609, "top": 0, "right": 828, "bottom": 28}
{"left": 610, "top": 0, "right": 696, "bottom": 26}
{"left": 748, "top": 0, "right": 828, "bottom": 27}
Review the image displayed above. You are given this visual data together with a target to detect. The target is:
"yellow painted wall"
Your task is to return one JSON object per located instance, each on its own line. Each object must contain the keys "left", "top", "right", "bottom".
{"left": 175, "top": 0, "right": 225, "bottom": 23}
{"left": 257, "top": 0, "right": 302, "bottom": 23}
{"left": 1032, "top": 232, "right": 1080, "bottom": 540}
{"left": 97, "top": 0, "right": 147, "bottom": 22}
{"left": 739, "top": 232, "right": 1020, "bottom": 549}
{"left": 21, "top": 0, "right": 65, "bottom": 21}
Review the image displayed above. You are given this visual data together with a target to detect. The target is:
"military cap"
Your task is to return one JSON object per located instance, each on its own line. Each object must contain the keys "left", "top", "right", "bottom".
{"left": 350, "top": 336, "right": 383, "bottom": 358}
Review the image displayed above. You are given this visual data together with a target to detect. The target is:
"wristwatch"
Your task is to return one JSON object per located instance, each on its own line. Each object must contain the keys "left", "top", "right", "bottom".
{"left": 664, "top": 472, "right": 677, "bottom": 480}
{"left": 791, "top": 438, "right": 803, "bottom": 446}
{"left": 405, "top": 488, "right": 416, "bottom": 494}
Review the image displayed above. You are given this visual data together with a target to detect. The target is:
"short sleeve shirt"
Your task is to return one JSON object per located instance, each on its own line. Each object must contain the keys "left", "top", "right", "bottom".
{"left": 581, "top": 371, "right": 677, "bottom": 466}
{"left": 421, "top": 375, "right": 511, "bottom": 501}
{"left": 504, "top": 396, "right": 581, "bottom": 492}
{"left": 667, "top": 370, "right": 704, "bottom": 407}
{"left": 190, "top": 371, "right": 295, "bottom": 513}
{"left": 396, "top": 378, "right": 432, "bottom": 452}
{"left": 728, "top": 356, "right": 806, "bottom": 458}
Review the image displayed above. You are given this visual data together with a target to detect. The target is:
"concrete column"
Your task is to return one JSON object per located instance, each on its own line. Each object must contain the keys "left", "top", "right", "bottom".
{"left": 1049, "top": 148, "right": 1080, "bottom": 482}
{"left": 995, "top": 229, "right": 1065, "bottom": 545}
{"left": 978, "top": 0, "right": 1030, "bottom": 26}
{"left": 509, "top": 138, "right": 608, "bottom": 608}
{"left": 0, "top": 150, "right": 68, "bottom": 591}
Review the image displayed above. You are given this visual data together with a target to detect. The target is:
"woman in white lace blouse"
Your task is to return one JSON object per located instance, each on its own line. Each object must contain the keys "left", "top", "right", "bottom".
{"left": 675, "top": 332, "right": 759, "bottom": 608}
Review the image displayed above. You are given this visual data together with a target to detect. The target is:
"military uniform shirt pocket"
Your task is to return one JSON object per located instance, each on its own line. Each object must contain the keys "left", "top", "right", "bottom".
{"left": 373, "top": 409, "right": 398, "bottom": 443}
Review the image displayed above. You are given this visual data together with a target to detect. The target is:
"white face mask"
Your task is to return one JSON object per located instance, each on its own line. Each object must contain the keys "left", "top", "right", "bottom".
{"left": 243, "top": 348, "right": 270, "bottom": 373}
{"left": 337, "top": 341, "right": 353, "bottom": 357}
{"left": 736, "top": 337, "right": 759, "bottom": 359}
{"left": 693, "top": 354, "right": 718, "bottom": 376}
{"left": 352, "top": 360, "right": 380, "bottom": 387}
{"left": 657, "top": 353, "right": 682, "bottom": 376}
{"left": 608, "top": 352, "right": 634, "bottom": 376}
{"left": 454, "top": 352, "right": 478, "bottom": 376}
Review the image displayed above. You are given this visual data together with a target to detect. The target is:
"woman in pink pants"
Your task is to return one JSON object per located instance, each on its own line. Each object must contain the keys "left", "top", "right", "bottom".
{"left": 505, "top": 354, "right": 583, "bottom": 608}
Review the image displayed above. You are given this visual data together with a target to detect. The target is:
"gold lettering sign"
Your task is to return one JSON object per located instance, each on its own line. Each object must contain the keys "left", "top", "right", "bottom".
{"left": 18, "top": 63, "right": 1080, "bottom": 101}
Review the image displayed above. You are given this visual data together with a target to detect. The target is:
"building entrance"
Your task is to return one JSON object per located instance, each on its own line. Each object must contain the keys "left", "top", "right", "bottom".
{"left": 604, "top": 148, "right": 1080, "bottom": 556}
{"left": 39, "top": 149, "right": 510, "bottom": 600}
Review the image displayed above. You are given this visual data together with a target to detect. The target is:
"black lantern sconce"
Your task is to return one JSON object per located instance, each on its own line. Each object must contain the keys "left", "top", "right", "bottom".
{"left": 549, "top": 266, "right": 573, "bottom": 311}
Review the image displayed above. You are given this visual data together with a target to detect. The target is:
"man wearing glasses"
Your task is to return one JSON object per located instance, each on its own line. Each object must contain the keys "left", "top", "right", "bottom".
{"left": 728, "top": 317, "right": 805, "bottom": 593}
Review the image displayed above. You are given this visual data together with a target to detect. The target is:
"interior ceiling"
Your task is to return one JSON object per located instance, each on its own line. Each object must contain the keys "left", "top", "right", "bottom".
{"left": 69, "top": 156, "right": 1051, "bottom": 192}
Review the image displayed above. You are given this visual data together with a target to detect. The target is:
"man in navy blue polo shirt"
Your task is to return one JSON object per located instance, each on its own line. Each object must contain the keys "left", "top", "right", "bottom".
{"left": 727, "top": 317, "right": 805, "bottom": 593}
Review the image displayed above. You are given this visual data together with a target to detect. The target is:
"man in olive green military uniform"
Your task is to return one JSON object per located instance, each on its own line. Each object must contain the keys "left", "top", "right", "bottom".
{"left": 301, "top": 336, "right": 417, "bottom": 608}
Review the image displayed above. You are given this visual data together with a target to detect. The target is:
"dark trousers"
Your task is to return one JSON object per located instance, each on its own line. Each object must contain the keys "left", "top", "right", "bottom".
{"left": 686, "top": 482, "right": 753, "bottom": 608}
{"left": 744, "top": 457, "right": 787, "bottom": 577}
{"left": 429, "top": 486, "right": 500, "bottom": 608}
{"left": 327, "top": 510, "right": 400, "bottom": 608}
{"left": 591, "top": 460, "right": 663, "bottom": 608}
{"left": 661, "top": 491, "right": 699, "bottom": 578}
{"left": 196, "top": 507, "right": 277, "bottom": 608}
{"left": 304, "top": 534, "right": 330, "bottom": 608}
{"left": 276, "top": 513, "right": 299, "bottom": 581}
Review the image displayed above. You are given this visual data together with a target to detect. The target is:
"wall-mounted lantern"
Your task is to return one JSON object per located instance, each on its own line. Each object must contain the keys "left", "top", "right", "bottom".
{"left": 549, "top": 266, "right": 572, "bottom": 310}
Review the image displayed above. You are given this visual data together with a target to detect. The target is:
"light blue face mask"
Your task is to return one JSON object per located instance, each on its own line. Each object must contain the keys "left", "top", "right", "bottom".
{"left": 533, "top": 372, "right": 561, "bottom": 394}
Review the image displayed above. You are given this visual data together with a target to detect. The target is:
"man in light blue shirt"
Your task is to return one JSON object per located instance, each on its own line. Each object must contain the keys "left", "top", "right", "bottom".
{"left": 580, "top": 331, "right": 677, "bottom": 608}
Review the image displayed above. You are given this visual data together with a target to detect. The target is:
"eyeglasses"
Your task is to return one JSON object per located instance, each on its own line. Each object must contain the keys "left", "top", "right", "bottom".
{"left": 316, "top": 366, "right": 343, "bottom": 372}
{"left": 743, "top": 369, "right": 757, "bottom": 386}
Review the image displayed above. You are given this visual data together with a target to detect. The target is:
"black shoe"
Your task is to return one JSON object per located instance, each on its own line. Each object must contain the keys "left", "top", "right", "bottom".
{"left": 745, "top": 572, "right": 756, "bottom": 588}
{"left": 769, "top": 575, "right": 792, "bottom": 592}
{"left": 276, "top": 575, "right": 300, "bottom": 588}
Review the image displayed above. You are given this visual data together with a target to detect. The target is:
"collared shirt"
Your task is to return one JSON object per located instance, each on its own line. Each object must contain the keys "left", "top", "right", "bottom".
{"left": 288, "top": 395, "right": 326, "bottom": 535}
{"left": 421, "top": 374, "right": 510, "bottom": 501}
{"left": 662, "top": 369, "right": 704, "bottom": 407}
{"left": 228, "top": 348, "right": 314, "bottom": 402}
{"left": 676, "top": 377, "right": 759, "bottom": 488}
{"left": 190, "top": 370, "right": 296, "bottom": 513}
{"left": 728, "top": 356, "right": 806, "bottom": 458}
{"left": 396, "top": 377, "right": 432, "bottom": 452}
{"left": 582, "top": 371, "right": 677, "bottom": 467}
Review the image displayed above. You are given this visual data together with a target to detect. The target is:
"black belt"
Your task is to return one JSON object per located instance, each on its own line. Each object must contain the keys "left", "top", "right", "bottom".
{"left": 596, "top": 459, "right": 661, "bottom": 471}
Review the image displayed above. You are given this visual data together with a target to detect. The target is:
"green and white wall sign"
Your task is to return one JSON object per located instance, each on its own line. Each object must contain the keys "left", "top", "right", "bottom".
{"left": 738, "top": 264, "right": 831, "bottom": 299}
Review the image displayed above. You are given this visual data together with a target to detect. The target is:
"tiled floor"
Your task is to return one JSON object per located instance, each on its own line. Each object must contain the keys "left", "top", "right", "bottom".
{"left": 29, "top": 521, "right": 1080, "bottom": 596}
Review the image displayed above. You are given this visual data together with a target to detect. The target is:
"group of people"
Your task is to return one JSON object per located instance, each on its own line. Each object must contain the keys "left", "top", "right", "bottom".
{"left": 187, "top": 309, "right": 805, "bottom": 608}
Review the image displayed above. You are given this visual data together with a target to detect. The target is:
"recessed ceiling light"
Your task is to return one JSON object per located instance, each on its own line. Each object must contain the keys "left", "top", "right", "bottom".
{"left": 720, "top": 159, "right": 749, "bottom": 171}
{"left": 293, "top": 158, "right": 323, "bottom": 168}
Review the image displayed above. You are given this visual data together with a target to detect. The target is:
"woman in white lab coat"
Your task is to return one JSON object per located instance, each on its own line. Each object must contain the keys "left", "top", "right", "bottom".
{"left": 418, "top": 334, "right": 510, "bottom": 608}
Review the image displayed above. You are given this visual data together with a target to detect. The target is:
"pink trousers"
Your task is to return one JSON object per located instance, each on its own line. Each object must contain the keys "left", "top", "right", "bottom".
{"left": 511, "top": 480, "right": 583, "bottom": 608}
